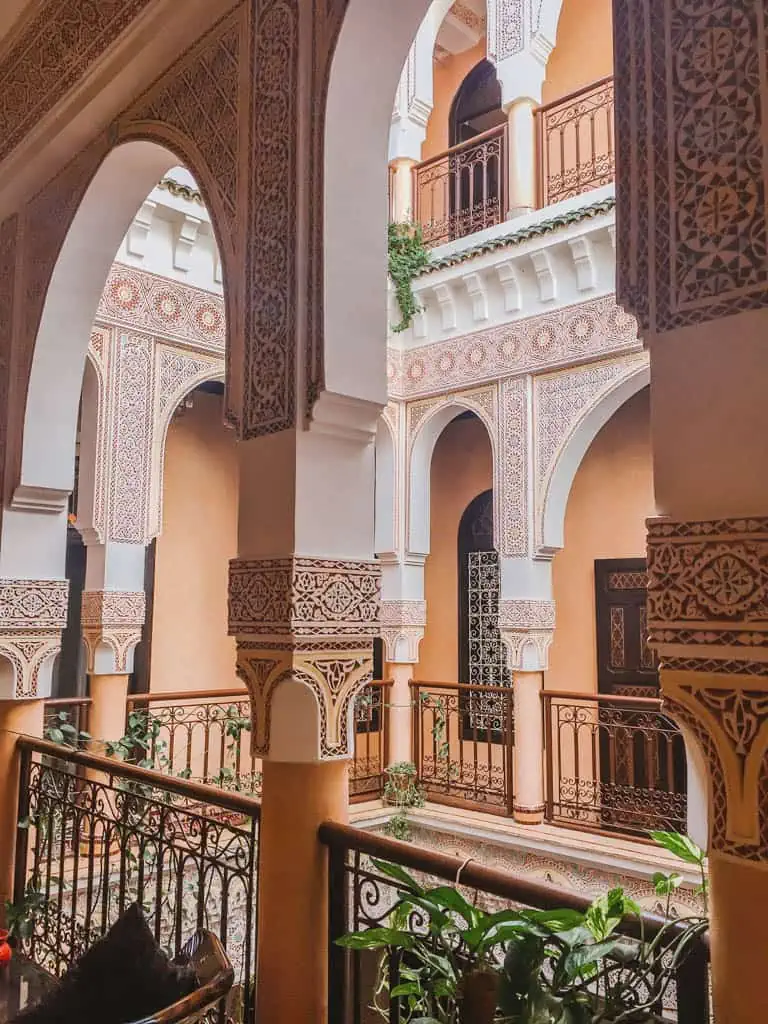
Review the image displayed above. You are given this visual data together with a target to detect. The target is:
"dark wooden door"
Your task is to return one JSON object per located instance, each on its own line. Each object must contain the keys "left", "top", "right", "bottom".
{"left": 594, "top": 559, "right": 685, "bottom": 834}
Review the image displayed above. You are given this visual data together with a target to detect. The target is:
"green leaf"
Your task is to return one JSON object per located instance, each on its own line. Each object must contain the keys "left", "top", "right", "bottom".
{"left": 520, "top": 908, "right": 586, "bottom": 933}
{"left": 653, "top": 871, "right": 683, "bottom": 896}
{"left": 48, "top": 728, "right": 64, "bottom": 745}
{"left": 425, "top": 885, "right": 478, "bottom": 926}
{"left": 563, "top": 938, "right": 625, "bottom": 979}
{"left": 650, "top": 831, "right": 705, "bottom": 865}
{"left": 370, "top": 858, "right": 423, "bottom": 895}
{"left": 335, "top": 927, "right": 414, "bottom": 951}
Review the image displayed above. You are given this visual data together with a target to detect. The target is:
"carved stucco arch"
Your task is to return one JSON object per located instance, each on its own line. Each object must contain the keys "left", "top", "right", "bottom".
{"left": 536, "top": 354, "right": 649, "bottom": 555}
{"left": 406, "top": 389, "right": 498, "bottom": 558}
{"left": 375, "top": 407, "right": 399, "bottom": 558}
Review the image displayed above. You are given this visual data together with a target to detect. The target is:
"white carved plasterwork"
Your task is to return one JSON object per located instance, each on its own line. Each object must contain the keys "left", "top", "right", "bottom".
{"left": 81, "top": 590, "right": 147, "bottom": 674}
{"left": 110, "top": 332, "right": 155, "bottom": 544}
{"left": 499, "top": 599, "right": 556, "bottom": 630}
{"left": 97, "top": 263, "right": 225, "bottom": 355}
{"left": 488, "top": 0, "right": 525, "bottom": 61}
{"left": 0, "top": 580, "right": 69, "bottom": 698}
{"left": 500, "top": 628, "right": 555, "bottom": 672}
{"left": 380, "top": 402, "right": 403, "bottom": 558}
{"left": 380, "top": 599, "right": 427, "bottom": 664}
{"left": 533, "top": 353, "right": 649, "bottom": 550}
{"left": 391, "top": 296, "right": 640, "bottom": 400}
{"left": 499, "top": 378, "right": 529, "bottom": 557}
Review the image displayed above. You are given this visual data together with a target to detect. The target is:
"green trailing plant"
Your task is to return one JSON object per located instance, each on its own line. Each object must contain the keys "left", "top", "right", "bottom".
{"left": 336, "top": 832, "right": 709, "bottom": 1023}
{"left": 383, "top": 762, "right": 425, "bottom": 842}
{"left": 106, "top": 710, "right": 167, "bottom": 771}
{"left": 44, "top": 710, "right": 91, "bottom": 749}
{"left": 649, "top": 831, "right": 708, "bottom": 915}
{"left": 388, "top": 222, "right": 430, "bottom": 333}
{"left": 4, "top": 877, "right": 45, "bottom": 946}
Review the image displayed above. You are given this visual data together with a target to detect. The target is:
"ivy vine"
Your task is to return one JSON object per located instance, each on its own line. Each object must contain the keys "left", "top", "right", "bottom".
{"left": 388, "top": 221, "right": 429, "bottom": 333}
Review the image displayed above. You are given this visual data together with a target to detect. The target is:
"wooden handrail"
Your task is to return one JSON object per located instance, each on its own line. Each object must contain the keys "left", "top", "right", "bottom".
{"left": 16, "top": 735, "right": 261, "bottom": 817}
{"left": 44, "top": 696, "right": 92, "bottom": 707}
{"left": 318, "top": 820, "right": 706, "bottom": 945}
{"left": 127, "top": 680, "right": 393, "bottom": 706}
{"left": 536, "top": 74, "right": 614, "bottom": 115}
{"left": 410, "top": 679, "right": 513, "bottom": 696}
{"left": 414, "top": 123, "right": 506, "bottom": 172}
{"left": 542, "top": 689, "right": 663, "bottom": 708}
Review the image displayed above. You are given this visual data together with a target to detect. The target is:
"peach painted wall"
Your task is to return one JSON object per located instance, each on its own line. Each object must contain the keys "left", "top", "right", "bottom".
{"left": 547, "top": 388, "right": 654, "bottom": 695}
{"left": 150, "top": 391, "right": 239, "bottom": 693}
{"left": 418, "top": 415, "right": 493, "bottom": 682}
{"left": 542, "top": 0, "right": 613, "bottom": 105}
{"left": 422, "top": 40, "right": 487, "bottom": 160}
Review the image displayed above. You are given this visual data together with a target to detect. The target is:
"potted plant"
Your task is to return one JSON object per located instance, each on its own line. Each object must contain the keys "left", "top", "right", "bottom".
{"left": 383, "top": 762, "right": 425, "bottom": 842}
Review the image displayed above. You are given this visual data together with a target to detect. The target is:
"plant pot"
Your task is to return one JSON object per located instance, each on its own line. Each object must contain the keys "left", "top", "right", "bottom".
{"left": 458, "top": 967, "right": 499, "bottom": 1024}
{"left": 0, "top": 929, "right": 12, "bottom": 963}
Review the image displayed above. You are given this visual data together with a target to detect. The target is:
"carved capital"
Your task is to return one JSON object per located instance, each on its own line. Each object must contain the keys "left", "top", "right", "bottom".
{"left": 0, "top": 580, "right": 69, "bottom": 698}
{"left": 379, "top": 599, "right": 426, "bottom": 664}
{"left": 230, "top": 557, "right": 380, "bottom": 760}
{"left": 500, "top": 629, "right": 554, "bottom": 673}
{"left": 81, "top": 590, "right": 146, "bottom": 674}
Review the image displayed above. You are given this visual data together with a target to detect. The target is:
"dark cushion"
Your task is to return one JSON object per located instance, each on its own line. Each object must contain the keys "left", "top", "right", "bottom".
{"left": 11, "top": 903, "right": 197, "bottom": 1024}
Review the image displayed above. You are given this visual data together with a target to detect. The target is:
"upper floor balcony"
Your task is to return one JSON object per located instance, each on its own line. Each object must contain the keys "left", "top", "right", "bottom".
{"left": 403, "top": 75, "right": 615, "bottom": 248}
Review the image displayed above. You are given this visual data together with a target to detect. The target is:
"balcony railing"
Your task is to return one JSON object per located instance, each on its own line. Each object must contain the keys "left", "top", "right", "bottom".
{"left": 413, "top": 125, "right": 508, "bottom": 246}
{"left": 537, "top": 75, "right": 615, "bottom": 207}
{"left": 13, "top": 737, "right": 259, "bottom": 1023}
{"left": 411, "top": 680, "right": 514, "bottom": 815}
{"left": 125, "top": 689, "right": 261, "bottom": 795}
{"left": 43, "top": 696, "right": 91, "bottom": 744}
{"left": 350, "top": 680, "right": 391, "bottom": 802}
{"left": 322, "top": 821, "right": 711, "bottom": 1024}
{"left": 543, "top": 690, "right": 688, "bottom": 839}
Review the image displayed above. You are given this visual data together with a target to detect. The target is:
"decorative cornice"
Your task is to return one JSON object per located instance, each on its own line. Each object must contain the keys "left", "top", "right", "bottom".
{"left": 499, "top": 600, "right": 556, "bottom": 631}
{"left": 81, "top": 590, "right": 146, "bottom": 674}
{"left": 157, "top": 178, "right": 205, "bottom": 205}
{"left": 0, "top": 579, "right": 68, "bottom": 628}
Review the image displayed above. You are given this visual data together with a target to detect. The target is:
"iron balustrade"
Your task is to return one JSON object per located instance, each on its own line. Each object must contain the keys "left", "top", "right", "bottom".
{"left": 537, "top": 76, "right": 615, "bottom": 206}
{"left": 413, "top": 125, "right": 507, "bottom": 246}
{"left": 43, "top": 697, "right": 92, "bottom": 744}
{"left": 125, "top": 690, "right": 261, "bottom": 796}
{"left": 543, "top": 690, "right": 688, "bottom": 839}
{"left": 13, "top": 737, "right": 259, "bottom": 1024}
{"left": 321, "top": 821, "right": 711, "bottom": 1024}
{"left": 410, "top": 680, "right": 514, "bottom": 815}
{"left": 351, "top": 681, "right": 391, "bottom": 803}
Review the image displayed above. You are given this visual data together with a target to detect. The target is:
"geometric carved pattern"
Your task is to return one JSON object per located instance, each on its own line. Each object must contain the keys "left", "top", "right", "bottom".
{"left": 0, "top": 580, "right": 69, "bottom": 699}
{"left": 393, "top": 295, "right": 640, "bottom": 400}
{"left": 229, "top": 557, "right": 381, "bottom": 760}
{"left": 615, "top": 0, "right": 768, "bottom": 334}
{"left": 534, "top": 353, "right": 648, "bottom": 549}
{"left": 379, "top": 600, "right": 426, "bottom": 665}
{"left": 500, "top": 377, "right": 528, "bottom": 556}
{"left": 81, "top": 590, "right": 146, "bottom": 674}
{"left": 488, "top": 0, "right": 525, "bottom": 60}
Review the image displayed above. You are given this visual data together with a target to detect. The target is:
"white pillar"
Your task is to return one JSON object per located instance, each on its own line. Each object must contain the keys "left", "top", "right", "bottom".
{"left": 380, "top": 598, "right": 426, "bottom": 766}
{"left": 505, "top": 98, "right": 538, "bottom": 218}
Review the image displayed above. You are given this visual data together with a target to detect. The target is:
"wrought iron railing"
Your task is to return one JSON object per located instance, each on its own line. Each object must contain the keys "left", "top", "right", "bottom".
{"left": 537, "top": 76, "right": 615, "bottom": 206}
{"left": 125, "top": 690, "right": 261, "bottom": 796}
{"left": 43, "top": 697, "right": 91, "bottom": 744}
{"left": 350, "top": 681, "right": 391, "bottom": 802}
{"left": 13, "top": 736, "right": 259, "bottom": 1023}
{"left": 413, "top": 125, "right": 507, "bottom": 246}
{"left": 410, "top": 680, "right": 514, "bottom": 815}
{"left": 543, "top": 690, "right": 688, "bottom": 839}
{"left": 322, "top": 821, "right": 711, "bottom": 1024}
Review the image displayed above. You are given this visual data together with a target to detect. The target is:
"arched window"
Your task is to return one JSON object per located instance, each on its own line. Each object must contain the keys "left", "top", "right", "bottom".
{"left": 457, "top": 489, "right": 510, "bottom": 687}
{"left": 449, "top": 59, "right": 504, "bottom": 146}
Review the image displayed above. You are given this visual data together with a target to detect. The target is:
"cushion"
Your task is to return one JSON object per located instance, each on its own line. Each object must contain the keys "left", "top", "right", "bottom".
{"left": 11, "top": 903, "right": 197, "bottom": 1024}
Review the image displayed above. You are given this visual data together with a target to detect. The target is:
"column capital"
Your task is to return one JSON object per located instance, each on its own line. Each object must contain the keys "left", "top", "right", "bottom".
{"left": 0, "top": 579, "right": 68, "bottom": 699}
{"left": 499, "top": 599, "right": 555, "bottom": 672}
{"left": 647, "top": 516, "right": 768, "bottom": 864}
{"left": 379, "top": 599, "right": 426, "bottom": 664}
{"left": 228, "top": 557, "right": 381, "bottom": 761}
{"left": 81, "top": 590, "right": 146, "bottom": 675}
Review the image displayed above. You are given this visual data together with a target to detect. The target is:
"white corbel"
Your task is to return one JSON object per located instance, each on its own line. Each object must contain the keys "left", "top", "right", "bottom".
{"left": 433, "top": 284, "right": 457, "bottom": 332}
{"left": 173, "top": 214, "right": 203, "bottom": 272}
{"left": 568, "top": 236, "right": 597, "bottom": 293}
{"left": 496, "top": 260, "right": 523, "bottom": 313}
{"left": 126, "top": 200, "right": 157, "bottom": 259}
{"left": 463, "top": 272, "right": 489, "bottom": 323}
{"left": 531, "top": 249, "right": 557, "bottom": 303}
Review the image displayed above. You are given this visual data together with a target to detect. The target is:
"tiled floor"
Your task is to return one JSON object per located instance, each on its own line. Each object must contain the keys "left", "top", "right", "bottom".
{"left": 0, "top": 956, "right": 55, "bottom": 1022}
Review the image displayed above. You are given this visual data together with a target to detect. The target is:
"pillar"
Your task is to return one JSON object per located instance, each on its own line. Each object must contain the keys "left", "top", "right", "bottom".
{"left": 230, "top": 416, "right": 380, "bottom": 1024}
{"left": 505, "top": 98, "right": 538, "bottom": 218}
{"left": 500, "top": 598, "right": 555, "bottom": 826}
{"left": 0, "top": 699, "right": 44, "bottom": 917}
{"left": 390, "top": 158, "right": 417, "bottom": 224}
{"left": 87, "top": 673, "right": 130, "bottom": 751}
{"left": 380, "top": 598, "right": 426, "bottom": 766}
{"left": 614, "top": 3, "right": 768, "bottom": 1019}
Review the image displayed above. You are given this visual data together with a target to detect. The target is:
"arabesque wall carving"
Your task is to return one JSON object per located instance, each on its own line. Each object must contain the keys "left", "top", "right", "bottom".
{"left": 81, "top": 590, "right": 146, "bottom": 674}
{"left": 0, "top": 579, "right": 69, "bottom": 697}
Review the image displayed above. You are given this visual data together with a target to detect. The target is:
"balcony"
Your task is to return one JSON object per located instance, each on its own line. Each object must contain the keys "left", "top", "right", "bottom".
{"left": 409, "top": 77, "right": 615, "bottom": 248}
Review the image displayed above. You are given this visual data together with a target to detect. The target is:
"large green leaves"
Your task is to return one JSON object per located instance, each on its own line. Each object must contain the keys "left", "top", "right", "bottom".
{"left": 649, "top": 831, "right": 705, "bottom": 866}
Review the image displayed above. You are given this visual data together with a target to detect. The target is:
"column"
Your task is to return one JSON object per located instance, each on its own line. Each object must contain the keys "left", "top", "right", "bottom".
{"left": 0, "top": 699, "right": 44, "bottom": 917}
{"left": 230, "top": 419, "right": 379, "bottom": 1024}
{"left": 504, "top": 98, "right": 538, "bottom": 218}
{"left": 614, "top": 4, "right": 768, "bottom": 1018}
{"left": 500, "top": 598, "right": 555, "bottom": 825}
{"left": 389, "top": 158, "right": 417, "bottom": 224}
{"left": 380, "top": 599, "right": 426, "bottom": 765}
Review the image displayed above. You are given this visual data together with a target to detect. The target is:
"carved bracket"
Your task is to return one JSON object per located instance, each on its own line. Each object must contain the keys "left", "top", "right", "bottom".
{"left": 81, "top": 590, "right": 146, "bottom": 674}
{"left": 0, "top": 579, "right": 69, "bottom": 698}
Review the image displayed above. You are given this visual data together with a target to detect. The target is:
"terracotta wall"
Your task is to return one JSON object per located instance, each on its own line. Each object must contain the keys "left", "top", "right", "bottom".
{"left": 542, "top": 0, "right": 613, "bottom": 105}
{"left": 418, "top": 414, "right": 493, "bottom": 681}
{"left": 547, "top": 388, "right": 654, "bottom": 694}
{"left": 422, "top": 39, "right": 487, "bottom": 160}
{"left": 150, "top": 390, "right": 239, "bottom": 693}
